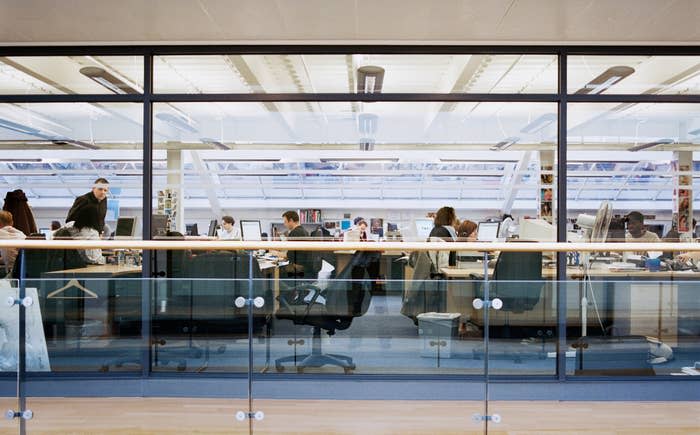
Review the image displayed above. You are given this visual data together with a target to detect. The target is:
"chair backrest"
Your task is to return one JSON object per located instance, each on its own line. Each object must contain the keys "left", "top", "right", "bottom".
{"left": 491, "top": 250, "right": 543, "bottom": 313}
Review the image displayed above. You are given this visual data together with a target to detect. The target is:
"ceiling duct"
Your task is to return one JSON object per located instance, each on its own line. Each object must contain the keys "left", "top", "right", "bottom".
{"left": 490, "top": 136, "right": 520, "bottom": 151}
{"left": 357, "top": 66, "right": 385, "bottom": 94}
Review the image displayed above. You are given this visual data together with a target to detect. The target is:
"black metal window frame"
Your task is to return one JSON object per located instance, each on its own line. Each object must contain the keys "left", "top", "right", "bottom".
{"left": 1, "top": 44, "right": 700, "bottom": 383}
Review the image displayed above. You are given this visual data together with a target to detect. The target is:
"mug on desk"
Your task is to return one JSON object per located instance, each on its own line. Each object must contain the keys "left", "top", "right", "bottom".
{"left": 645, "top": 257, "right": 661, "bottom": 272}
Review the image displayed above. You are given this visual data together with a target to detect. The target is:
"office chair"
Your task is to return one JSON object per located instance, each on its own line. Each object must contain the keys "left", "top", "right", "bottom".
{"left": 400, "top": 251, "right": 447, "bottom": 324}
{"left": 151, "top": 249, "right": 270, "bottom": 371}
{"left": 274, "top": 251, "right": 371, "bottom": 373}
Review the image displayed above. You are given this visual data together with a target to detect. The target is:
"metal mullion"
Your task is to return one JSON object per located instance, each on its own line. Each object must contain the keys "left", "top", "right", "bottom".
{"left": 150, "top": 92, "right": 559, "bottom": 103}
{"left": 0, "top": 94, "right": 143, "bottom": 103}
{"left": 567, "top": 94, "right": 700, "bottom": 104}
{"left": 556, "top": 51, "right": 568, "bottom": 382}
{"left": 141, "top": 53, "right": 154, "bottom": 379}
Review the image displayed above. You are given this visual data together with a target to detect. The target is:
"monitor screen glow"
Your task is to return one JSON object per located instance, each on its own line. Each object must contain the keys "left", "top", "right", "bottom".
{"left": 240, "top": 220, "right": 262, "bottom": 241}
{"left": 415, "top": 219, "right": 434, "bottom": 240}
{"left": 477, "top": 221, "right": 500, "bottom": 242}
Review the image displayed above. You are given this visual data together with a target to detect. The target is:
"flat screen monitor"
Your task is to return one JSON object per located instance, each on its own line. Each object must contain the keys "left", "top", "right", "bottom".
{"left": 207, "top": 219, "right": 218, "bottom": 237}
{"left": 387, "top": 222, "right": 398, "bottom": 232}
{"left": 185, "top": 223, "right": 199, "bottom": 236}
{"left": 240, "top": 220, "right": 262, "bottom": 241}
{"left": 151, "top": 214, "right": 169, "bottom": 238}
{"left": 115, "top": 216, "right": 137, "bottom": 238}
{"left": 415, "top": 219, "right": 434, "bottom": 241}
{"left": 39, "top": 228, "right": 52, "bottom": 239}
{"left": 477, "top": 221, "right": 500, "bottom": 242}
{"left": 340, "top": 219, "right": 352, "bottom": 231}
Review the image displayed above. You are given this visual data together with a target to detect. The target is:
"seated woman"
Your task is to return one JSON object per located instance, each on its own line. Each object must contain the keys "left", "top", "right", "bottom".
{"left": 428, "top": 206, "right": 458, "bottom": 268}
{"left": 59, "top": 204, "right": 105, "bottom": 265}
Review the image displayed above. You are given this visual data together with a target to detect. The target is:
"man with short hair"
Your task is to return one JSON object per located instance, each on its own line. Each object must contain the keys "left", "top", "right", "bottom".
{"left": 625, "top": 211, "right": 660, "bottom": 255}
{"left": 280, "top": 210, "right": 311, "bottom": 277}
{"left": 66, "top": 177, "right": 109, "bottom": 235}
{"left": 218, "top": 215, "right": 241, "bottom": 240}
{"left": 0, "top": 210, "right": 26, "bottom": 277}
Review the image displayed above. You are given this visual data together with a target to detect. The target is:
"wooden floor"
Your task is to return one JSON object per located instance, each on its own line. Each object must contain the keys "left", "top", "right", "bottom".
{"left": 0, "top": 398, "right": 698, "bottom": 434}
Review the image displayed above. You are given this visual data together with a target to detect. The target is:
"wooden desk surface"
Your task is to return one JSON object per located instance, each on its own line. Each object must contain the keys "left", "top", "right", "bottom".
{"left": 43, "top": 264, "right": 142, "bottom": 277}
{"left": 440, "top": 263, "right": 699, "bottom": 280}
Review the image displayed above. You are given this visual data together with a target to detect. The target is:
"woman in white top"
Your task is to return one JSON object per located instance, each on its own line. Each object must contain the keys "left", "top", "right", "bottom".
{"left": 218, "top": 215, "right": 241, "bottom": 240}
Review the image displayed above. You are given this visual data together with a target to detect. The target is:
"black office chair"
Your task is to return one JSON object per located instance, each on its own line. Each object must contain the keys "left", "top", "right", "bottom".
{"left": 151, "top": 249, "right": 270, "bottom": 371}
{"left": 274, "top": 251, "right": 371, "bottom": 373}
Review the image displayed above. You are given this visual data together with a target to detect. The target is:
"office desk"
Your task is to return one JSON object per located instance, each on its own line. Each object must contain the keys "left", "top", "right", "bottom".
{"left": 439, "top": 263, "right": 699, "bottom": 342}
{"left": 41, "top": 264, "right": 142, "bottom": 345}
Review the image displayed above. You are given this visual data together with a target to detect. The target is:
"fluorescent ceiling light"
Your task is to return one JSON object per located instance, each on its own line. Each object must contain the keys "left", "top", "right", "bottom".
{"left": 0, "top": 117, "right": 41, "bottom": 135}
{"left": 320, "top": 157, "right": 398, "bottom": 163}
{"left": 520, "top": 113, "right": 556, "bottom": 134}
{"left": 575, "top": 66, "right": 635, "bottom": 95}
{"left": 688, "top": 128, "right": 700, "bottom": 136}
{"left": 489, "top": 136, "right": 520, "bottom": 151}
{"left": 200, "top": 137, "right": 230, "bottom": 150}
{"left": 156, "top": 113, "right": 198, "bottom": 134}
{"left": 628, "top": 138, "right": 674, "bottom": 152}
{"left": 357, "top": 66, "right": 385, "bottom": 94}
{"left": 203, "top": 158, "right": 281, "bottom": 162}
{"left": 79, "top": 66, "right": 139, "bottom": 94}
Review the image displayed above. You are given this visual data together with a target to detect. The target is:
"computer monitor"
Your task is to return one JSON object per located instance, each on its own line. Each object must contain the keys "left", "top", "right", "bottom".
{"left": 151, "top": 214, "right": 169, "bottom": 238}
{"left": 387, "top": 222, "right": 398, "bottom": 232}
{"left": 115, "top": 216, "right": 137, "bottom": 239}
{"left": 240, "top": 220, "right": 262, "bottom": 241}
{"left": 185, "top": 223, "right": 199, "bottom": 236}
{"left": 415, "top": 219, "right": 434, "bottom": 241}
{"left": 207, "top": 219, "right": 218, "bottom": 237}
{"left": 340, "top": 219, "right": 352, "bottom": 231}
{"left": 477, "top": 221, "right": 500, "bottom": 242}
{"left": 39, "top": 228, "right": 52, "bottom": 239}
{"left": 519, "top": 218, "right": 555, "bottom": 242}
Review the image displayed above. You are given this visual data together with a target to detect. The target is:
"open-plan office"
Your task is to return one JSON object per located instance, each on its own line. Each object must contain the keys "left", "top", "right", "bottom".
{"left": 0, "top": 48, "right": 699, "bottom": 433}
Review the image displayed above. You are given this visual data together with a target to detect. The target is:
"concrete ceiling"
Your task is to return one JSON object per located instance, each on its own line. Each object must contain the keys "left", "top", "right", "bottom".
{"left": 1, "top": 0, "right": 699, "bottom": 46}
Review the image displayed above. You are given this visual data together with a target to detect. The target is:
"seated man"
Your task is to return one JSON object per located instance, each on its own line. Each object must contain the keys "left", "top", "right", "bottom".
{"left": 0, "top": 210, "right": 26, "bottom": 277}
{"left": 625, "top": 211, "right": 660, "bottom": 256}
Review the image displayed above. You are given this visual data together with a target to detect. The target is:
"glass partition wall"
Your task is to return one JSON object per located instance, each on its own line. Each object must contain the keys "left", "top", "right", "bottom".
{"left": 0, "top": 48, "right": 698, "bottom": 433}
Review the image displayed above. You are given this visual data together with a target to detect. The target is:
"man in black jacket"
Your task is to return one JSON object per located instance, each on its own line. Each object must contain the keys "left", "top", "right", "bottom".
{"left": 66, "top": 177, "right": 109, "bottom": 235}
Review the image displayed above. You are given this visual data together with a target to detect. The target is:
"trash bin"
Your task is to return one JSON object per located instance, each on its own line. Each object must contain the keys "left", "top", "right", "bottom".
{"left": 417, "top": 312, "right": 460, "bottom": 358}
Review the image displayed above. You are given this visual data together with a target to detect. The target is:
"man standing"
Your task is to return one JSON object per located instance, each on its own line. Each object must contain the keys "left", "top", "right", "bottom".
{"left": 66, "top": 177, "right": 109, "bottom": 235}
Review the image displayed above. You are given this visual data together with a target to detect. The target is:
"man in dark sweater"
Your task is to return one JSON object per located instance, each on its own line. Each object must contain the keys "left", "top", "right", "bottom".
{"left": 66, "top": 177, "right": 109, "bottom": 235}
{"left": 280, "top": 210, "right": 311, "bottom": 277}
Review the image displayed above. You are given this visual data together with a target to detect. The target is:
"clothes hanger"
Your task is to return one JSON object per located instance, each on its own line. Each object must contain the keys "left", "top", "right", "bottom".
{"left": 47, "top": 279, "right": 98, "bottom": 299}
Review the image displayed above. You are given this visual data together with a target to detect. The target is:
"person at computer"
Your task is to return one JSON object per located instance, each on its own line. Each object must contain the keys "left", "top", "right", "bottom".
{"left": 428, "top": 206, "right": 458, "bottom": 268}
{"left": 271, "top": 210, "right": 311, "bottom": 278}
{"left": 625, "top": 211, "right": 660, "bottom": 256}
{"left": 66, "top": 177, "right": 109, "bottom": 235}
{"left": 218, "top": 215, "right": 241, "bottom": 240}
{"left": 56, "top": 204, "right": 106, "bottom": 265}
{"left": 0, "top": 210, "right": 26, "bottom": 278}
{"left": 350, "top": 218, "right": 382, "bottom": 293}
{"left": 456, "top": 219, "right": 478, "bottom": 241}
